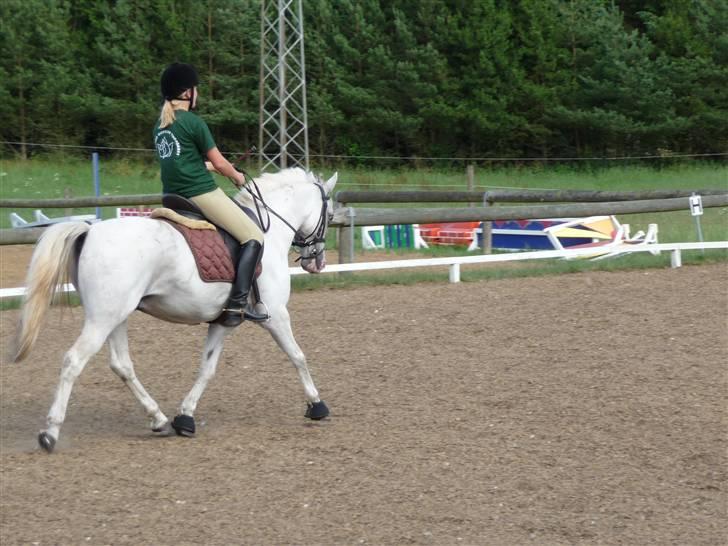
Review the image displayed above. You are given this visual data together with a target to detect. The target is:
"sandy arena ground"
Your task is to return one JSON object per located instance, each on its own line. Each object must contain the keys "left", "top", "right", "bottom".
{"left": 0, "top": 245, "right": 726, "bottom": 545}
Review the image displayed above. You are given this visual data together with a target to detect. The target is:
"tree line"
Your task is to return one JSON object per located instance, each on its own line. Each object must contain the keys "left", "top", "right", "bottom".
{"left": 2, "top": 0, "right": 726, "bottom": 163}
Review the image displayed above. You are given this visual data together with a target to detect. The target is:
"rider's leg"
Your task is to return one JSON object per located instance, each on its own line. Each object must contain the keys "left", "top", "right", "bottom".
{"left": 217, "top": 239, "right": 267, "bottom": 326}
{"left": 190, "top": 188, "right": 267, "bottom": 326}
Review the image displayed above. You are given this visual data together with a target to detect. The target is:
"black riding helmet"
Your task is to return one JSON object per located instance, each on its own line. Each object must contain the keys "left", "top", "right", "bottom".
{"left": 160, "top": 62, "right": 199, "bottom": 101}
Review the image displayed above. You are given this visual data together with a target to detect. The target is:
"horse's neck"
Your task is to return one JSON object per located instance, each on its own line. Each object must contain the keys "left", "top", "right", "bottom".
{"left": 238, "top": 185, "right": 299, "bottom": 250}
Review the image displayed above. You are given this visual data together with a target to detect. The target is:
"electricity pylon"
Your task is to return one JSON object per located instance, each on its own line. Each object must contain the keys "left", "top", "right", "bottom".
{"left": 258, "top": 0, "right": 310, "bottom": 172}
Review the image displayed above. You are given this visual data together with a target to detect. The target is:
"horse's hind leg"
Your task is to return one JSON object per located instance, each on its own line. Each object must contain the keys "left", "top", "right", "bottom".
{"left": 173, "top": 324, "right": 230, "bottom": 436}
{"left": 261, "top": 306, "right": 329, "bottom": 420}
{"left": 108, "top": 321, "right": 168, "bottom": 433}
{"left": 40, "top": 322, "right": 111, "bottom": 452}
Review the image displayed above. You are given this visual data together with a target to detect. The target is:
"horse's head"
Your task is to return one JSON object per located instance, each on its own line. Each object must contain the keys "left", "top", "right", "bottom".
{"left": 294, "top": 172, "right": 338, "bottom": 273}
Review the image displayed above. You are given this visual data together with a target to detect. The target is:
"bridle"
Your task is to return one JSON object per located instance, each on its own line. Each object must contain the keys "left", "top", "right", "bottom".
{"left": 237, "top": 170, "right": 330, "bottom": 256}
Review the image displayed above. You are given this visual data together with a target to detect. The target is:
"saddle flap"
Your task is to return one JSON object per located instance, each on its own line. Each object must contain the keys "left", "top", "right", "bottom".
{"left": 158, "top": 194, "right": 264, "bottom": 281}
{"left": 161, "top": 220, "right": 235, "bottom": 283}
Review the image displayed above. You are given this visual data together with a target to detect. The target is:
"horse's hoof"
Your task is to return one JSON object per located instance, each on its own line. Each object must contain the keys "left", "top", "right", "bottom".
{"left": 151, "top": 415, "right": 169, "bottom": 433}
{"left": 305, "top": 401, "right": 329, "bottom": 420}
{"left": 171, "top": 414, "right": 196, "bottom": 437}
{"left": 38, "top": 432, "right": 56, "bottom": 453}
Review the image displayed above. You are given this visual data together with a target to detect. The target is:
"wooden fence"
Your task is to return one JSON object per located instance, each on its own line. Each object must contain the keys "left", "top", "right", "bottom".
{"left": 333, "top": 194, "right": 728, "bottom": 262}
{"left": 0, "top": 194, "right": 161, "bottom": 209}
{"left": 1, "top": 192, "right": 727, "bottom": 250}
{"left": 334, "top": 188, "right": 727, "bottom": 204}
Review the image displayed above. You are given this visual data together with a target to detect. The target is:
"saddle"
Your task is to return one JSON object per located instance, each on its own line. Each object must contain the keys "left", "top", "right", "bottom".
{"left": 153, "top": 194, "right": 262, "bottom": 284}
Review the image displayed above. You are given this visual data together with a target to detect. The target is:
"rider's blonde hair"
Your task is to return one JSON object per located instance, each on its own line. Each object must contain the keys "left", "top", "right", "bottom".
{"left": 159, "top": 90, "right": 192, "bottom": 128}
{"left": 159, "top": 100, "right": 177, "bottom": 129}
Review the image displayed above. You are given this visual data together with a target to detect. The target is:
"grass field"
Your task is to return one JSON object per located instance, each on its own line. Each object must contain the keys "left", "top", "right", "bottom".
{"left": 1, "top": 157, "right": 726, "bottom": 287}
{"left": 1, "top": 157, "right": 726, "bottom": 229}
{"left": 2, "top": 156, "right": 727, "bottom": 199}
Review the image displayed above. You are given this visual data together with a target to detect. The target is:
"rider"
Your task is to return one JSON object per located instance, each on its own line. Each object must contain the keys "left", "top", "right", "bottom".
{"left": 154, "top": 62, "right": 267, "bottom": 327}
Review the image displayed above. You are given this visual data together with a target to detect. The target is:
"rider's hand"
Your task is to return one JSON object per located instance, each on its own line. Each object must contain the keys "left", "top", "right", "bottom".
{"left": 233, "top": 171, "right": 246, "bottom": 188}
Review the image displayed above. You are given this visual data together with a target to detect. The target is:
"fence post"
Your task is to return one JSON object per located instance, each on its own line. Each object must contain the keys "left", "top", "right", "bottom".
{"left": 449, "top": 263, "right": 461, "bottom": 283}
{"left": 466, "top": 164, "right": 475, "bottom": 207}
{"left": 349, "top": 208, "right": 356, "bottom": 262}
{"left": 64, "top": 187, "right": 73, "bottom": 218}
{"left": 482, "top": 192, "right": 493, "bottom": 254}
{"left": 338, "top": 207, "right": 356, "bottom": 264}
{"left": 670, "top": 249, "right": 682, "bottom": 268}
{"left": 92, "top": 152, "right": 101, "bottom": 219}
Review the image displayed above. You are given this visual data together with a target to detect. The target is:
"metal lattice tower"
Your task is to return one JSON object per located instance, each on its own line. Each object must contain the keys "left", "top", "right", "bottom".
{"left": 258, "top": 0, "right": 310, "bottom": 172}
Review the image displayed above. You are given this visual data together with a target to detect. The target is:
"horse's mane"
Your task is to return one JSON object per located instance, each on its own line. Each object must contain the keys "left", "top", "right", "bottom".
{"left": 235, "top": 167, "right": 315, "bottom": 206}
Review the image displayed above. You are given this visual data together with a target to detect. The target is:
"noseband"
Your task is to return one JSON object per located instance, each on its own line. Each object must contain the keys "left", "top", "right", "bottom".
{"left": 292, "top": 182, "right": 328, "bottom": 251}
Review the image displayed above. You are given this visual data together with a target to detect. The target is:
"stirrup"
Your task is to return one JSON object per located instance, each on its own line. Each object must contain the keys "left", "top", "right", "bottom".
{"left": 215, "top": 305, "right": 268, "bottom": 327}
{"left": 216, "top": 308, "right": 244, "bottom": 327}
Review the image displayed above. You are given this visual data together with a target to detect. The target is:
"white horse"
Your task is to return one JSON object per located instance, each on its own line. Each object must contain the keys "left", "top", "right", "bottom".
{"left": 12, "top": 167, "right": 338, "bottom": 452}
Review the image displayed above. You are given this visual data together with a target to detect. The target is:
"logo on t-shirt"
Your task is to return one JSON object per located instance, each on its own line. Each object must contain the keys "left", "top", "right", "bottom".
{"left": 155, "top": 130, "right": 181, "bottom": 159}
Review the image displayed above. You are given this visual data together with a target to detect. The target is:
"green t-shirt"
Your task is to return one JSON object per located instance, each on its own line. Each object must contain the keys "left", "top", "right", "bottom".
{"left": 153, "top": 110, "right": 217, "bottom": 198}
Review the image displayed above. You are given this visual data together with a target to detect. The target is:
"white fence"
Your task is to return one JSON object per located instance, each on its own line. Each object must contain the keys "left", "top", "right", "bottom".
{"left": 1, "top": 241, "right": 725, "bottom": 300}
{"left": 291, "top": 241, "right": 728, "bottom": 282}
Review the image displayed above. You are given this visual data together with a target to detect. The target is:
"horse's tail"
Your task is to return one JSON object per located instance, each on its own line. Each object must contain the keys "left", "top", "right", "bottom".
{"left": 13, "top": 222, "right": 91, "bottom": 362}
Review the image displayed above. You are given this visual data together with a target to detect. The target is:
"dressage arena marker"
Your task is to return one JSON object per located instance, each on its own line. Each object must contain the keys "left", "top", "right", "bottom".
{"left": 2, "top": 241, "right": 726, "bottom": 299}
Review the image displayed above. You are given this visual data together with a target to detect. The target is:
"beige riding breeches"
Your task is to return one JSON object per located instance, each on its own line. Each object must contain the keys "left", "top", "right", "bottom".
{"left": 190, "top": 187, "right": 263, "bottom": 244}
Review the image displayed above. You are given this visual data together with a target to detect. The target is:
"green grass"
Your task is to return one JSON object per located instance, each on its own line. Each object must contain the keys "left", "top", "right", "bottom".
{"left": 334, "top": 162, "right": 728, "bottom": 192}
{"left": 1, "top": 293, "right": 81, "bottom": 311}
{"left": 0, "top": 155, "right": 162, "bottom": 228}
{"left": 2, "top": 157, "right": 726, "bottom": 233}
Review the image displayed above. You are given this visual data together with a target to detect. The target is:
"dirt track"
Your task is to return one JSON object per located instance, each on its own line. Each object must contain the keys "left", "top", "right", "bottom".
{"left": 0, "top": 255, "right": 726, "bottom": 545}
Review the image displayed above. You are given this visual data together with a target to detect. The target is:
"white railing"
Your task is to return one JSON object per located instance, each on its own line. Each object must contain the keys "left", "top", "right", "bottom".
{"left": 291, "top": 241, "right": 728, "bottom": 283}
{"left": 1, "top": 241, "right": 726, "bottom": 300}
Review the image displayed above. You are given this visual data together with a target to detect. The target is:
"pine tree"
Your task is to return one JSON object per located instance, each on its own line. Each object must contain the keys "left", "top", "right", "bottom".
{"left": 0, "top": 0, "right": 87, "bottom": 157}
{"left": 640, "top": 1, "right": 728, "bottom": 153}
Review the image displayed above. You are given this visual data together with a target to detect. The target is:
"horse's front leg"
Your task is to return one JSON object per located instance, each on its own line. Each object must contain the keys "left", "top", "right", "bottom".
{"left": 172, "top": 323, "right": 230, "bottom": 436}
{"left": 261, "top": 305, "right": 329, "bottom": 420}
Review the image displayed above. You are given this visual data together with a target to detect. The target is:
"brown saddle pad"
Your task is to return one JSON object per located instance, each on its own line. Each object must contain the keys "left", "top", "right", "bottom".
{"left": 162, "top": 220, "right": 234, "bottom": 283}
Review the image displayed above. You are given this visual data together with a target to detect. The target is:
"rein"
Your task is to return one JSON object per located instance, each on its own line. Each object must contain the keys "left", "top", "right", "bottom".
{"left": 236, "top": 168, "right": 329, "bottom": 253}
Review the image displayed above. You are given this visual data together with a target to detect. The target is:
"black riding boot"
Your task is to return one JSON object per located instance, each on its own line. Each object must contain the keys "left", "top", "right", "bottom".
{"left": 217, "top": 240, "right": 268, "bottom": 327}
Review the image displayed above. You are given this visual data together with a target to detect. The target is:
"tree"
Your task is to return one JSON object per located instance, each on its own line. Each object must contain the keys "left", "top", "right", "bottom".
{"left": 640, "top": 1, "right": 728, "bottom": 152}
{"left": 0, "top": 0, "right": 87, "bottom": 157}
{"left": 545, "top": 1, "right": 684, "bottom": 156}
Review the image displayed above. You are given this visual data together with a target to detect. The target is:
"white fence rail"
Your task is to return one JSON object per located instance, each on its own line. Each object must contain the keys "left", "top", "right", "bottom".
{"left": 291, "top": 241, "right": 728, "bottom": 282}
{"left": 1, "top": 241, "right": 725, "bottom": 300}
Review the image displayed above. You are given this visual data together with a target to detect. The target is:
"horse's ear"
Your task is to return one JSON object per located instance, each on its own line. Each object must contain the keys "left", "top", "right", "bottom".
{"left": 323, "top": 172, "right": 338, "bottom": 195}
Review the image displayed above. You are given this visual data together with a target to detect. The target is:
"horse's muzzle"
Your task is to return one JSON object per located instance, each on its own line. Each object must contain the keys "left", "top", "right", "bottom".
{"left": 301, "top": 251, "right": 326, "bottom": 273}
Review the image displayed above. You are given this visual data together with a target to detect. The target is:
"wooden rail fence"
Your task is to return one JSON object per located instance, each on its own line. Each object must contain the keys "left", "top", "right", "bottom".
{"left": 2, "top": 192, "right": 727, "bottom": 249}
{"left": 334, "top": 189, "right": 727, "bottom": 204}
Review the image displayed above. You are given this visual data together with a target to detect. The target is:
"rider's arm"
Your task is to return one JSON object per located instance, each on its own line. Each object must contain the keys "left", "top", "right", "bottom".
{"left": 206, "top": 147, "right": 245, "bottom": 187}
